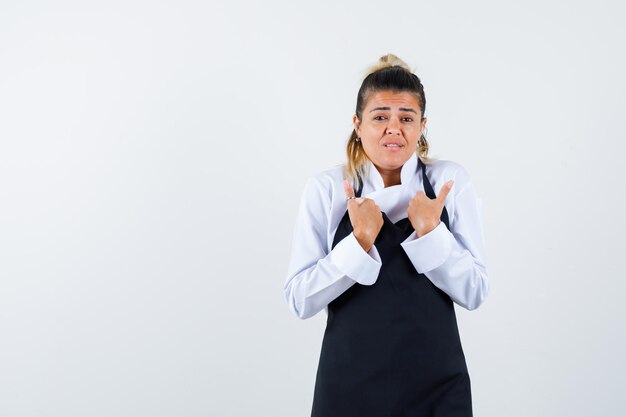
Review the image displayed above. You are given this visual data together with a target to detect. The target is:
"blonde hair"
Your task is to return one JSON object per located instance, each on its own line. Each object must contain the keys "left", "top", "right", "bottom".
{"left": 344, "top": 53, "right": 434, "bottom": 190}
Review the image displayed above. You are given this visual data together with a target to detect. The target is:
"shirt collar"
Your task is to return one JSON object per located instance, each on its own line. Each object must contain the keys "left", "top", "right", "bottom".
{"left": 365, "top": 151, "right": 419, "bottom": 191}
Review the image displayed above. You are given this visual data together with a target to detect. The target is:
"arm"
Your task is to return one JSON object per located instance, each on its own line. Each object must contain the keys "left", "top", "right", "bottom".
{"left": 400, "top": 168, "right": 489, "bottom": 310}
{"left": 283, "top": 176, "right": 382, "bottom": 320}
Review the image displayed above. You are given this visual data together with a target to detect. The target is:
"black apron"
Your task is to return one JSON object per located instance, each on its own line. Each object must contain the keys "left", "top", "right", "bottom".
{"left": 311, "top": 157, "right": 472, "bottom": 416}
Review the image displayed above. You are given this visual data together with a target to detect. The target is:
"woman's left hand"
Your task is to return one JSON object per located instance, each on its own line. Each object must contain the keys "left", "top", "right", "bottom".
{"left": 407, "top": 180, "right": 454, "bottom": 237}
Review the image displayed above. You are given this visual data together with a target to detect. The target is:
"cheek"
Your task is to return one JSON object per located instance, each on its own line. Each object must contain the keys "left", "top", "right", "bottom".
{"left": 362, "top": 139, "right": 377, "bottom": 149}
{"left": 361, "top": 127, "right": 385, "bottom": 142}
{"left": 361, "top": 140, "right": 381, "bottom": 154}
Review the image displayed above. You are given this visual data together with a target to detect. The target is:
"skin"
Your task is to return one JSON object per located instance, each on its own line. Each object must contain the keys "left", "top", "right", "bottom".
{"left": 344, "top": 90, "right": 454, "bottom": 252}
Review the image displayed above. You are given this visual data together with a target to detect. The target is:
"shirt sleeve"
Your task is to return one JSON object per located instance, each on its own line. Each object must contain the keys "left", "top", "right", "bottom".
{"left": 399, "top": 166, "right": 490, "bottom": 310}
{"left": 283, "top": 176, "right": 382, "bottom": 320}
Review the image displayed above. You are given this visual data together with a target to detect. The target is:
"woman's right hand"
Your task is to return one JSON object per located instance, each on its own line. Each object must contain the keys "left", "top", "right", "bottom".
{"left": 343, "top": 179, "right": 384, "bottom": 252}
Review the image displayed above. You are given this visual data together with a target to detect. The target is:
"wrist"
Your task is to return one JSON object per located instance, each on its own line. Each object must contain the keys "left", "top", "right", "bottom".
{"left": 414, "top": 219, "right": 440, "bottom": 238}
{"left": 353, "top": 231, "right": 373, "bottom": 252}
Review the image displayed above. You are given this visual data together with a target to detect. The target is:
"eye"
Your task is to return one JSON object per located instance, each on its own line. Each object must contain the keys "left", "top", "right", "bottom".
{"left": 402, "top": 117, "right": 414, "bottom": 122}
{"left": 373, "top": 115, "right": 387, "bottom": 121}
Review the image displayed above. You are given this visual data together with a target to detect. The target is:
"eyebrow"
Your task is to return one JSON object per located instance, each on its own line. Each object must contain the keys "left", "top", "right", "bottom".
{"left": 369, "top": 106, "right": 417, "bottom": 114}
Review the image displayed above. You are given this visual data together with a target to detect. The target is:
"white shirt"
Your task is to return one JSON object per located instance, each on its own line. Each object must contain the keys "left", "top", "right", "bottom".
{"left": 283, "top": 152, "right": 490, "bottom": 320}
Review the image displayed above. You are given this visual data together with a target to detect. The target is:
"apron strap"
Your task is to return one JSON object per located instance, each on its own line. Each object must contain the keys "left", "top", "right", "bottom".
{"left": 354, "top": 172, "right": 364, "bottom": 198}
{"left": 419, "top": 157, "right": 451, "bottom": 230}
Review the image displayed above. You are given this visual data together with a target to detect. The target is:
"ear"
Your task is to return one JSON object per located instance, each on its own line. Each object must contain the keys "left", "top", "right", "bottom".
{"left": 352, "top": 114, "right": 361, "bottom": 136}
{"left": 418, "top": 116, "right": 427, "bottom": 138}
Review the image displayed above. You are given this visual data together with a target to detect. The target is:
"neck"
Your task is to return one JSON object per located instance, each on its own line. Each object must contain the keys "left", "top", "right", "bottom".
{"left": 376, "top": 165, "right": 402, "bottom": 188}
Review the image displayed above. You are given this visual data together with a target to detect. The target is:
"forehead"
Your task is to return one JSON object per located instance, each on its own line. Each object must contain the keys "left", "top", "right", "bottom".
{"left": 365, "top": 90, "right": 420, "bottom": 110}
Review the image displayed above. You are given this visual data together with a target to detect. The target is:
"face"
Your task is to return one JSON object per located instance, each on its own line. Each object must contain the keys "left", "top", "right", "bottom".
{"left": 353, "top": 90, "right": 427, "bottom": 174}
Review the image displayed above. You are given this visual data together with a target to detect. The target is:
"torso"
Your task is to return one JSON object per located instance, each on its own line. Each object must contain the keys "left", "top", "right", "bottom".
{"left": 310, "top": 156, "right": 473, "bottom": 416}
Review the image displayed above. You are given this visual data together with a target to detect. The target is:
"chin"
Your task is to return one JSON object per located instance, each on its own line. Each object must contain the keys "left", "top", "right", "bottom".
{"left": 372, "top": 158, "right": 405, "bottom": 171}
{"left": 383, "top": 152, "right": 410, "bottom": 164}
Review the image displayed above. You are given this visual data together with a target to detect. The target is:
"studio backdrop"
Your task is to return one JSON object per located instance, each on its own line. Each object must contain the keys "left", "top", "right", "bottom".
{"left": 1, "top": 1, "right": 625, "bottom": 416}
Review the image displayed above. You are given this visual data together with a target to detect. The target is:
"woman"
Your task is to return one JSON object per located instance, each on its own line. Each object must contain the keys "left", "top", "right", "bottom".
{"left": 283, "top": 54, "right": 489, "bottom": 416}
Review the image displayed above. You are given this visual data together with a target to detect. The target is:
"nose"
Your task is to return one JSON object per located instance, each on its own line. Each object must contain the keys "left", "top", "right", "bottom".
{"left": 386, "top": 117, "right": 401, "bottom": 135}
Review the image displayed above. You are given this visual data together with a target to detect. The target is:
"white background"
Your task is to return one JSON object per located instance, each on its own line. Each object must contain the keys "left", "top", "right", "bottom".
{"left": 1, "top": 1, "right": 625, "bottom": 416}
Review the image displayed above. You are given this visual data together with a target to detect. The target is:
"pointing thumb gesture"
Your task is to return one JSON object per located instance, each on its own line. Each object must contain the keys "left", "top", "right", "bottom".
{"left": 436, "top": 180, "right": 454, "bottom": 209}
{"left": 343, "top": 179, "right": 384, "bottom": 252}
{"left": 407, "top": 180, "right": 454, "bottom": 238}
{"left": 343, "top": 179, "right": 357, "bottom": 200}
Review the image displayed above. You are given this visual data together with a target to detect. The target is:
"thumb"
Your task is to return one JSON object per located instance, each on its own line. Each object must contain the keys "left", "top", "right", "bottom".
{"left": 437, "top": 180, "right": 454, "bottom": 205}
{"left": 343, "top": 179, "right": 355, "bottom": 199}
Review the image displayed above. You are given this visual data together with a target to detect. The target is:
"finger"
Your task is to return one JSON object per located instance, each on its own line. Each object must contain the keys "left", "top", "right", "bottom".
{"left": 437, "top": 180, "right": 454, "bottom": 204}
{"left": 343, "top": 179, "right": 355, "bottom": 199}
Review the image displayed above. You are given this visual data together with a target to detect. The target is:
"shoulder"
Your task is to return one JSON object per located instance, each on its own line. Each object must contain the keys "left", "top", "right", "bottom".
{"left": 295, "top": 164, "right": 345, "bottom": 227}
{"left": 302, "top": 164, "right": 345, "bottom": 200}
{"left": 424, "top": 157, "right": 471, "bottom": 178}
{"left": 423, "top": 157, "right": 473, "bottom": 193}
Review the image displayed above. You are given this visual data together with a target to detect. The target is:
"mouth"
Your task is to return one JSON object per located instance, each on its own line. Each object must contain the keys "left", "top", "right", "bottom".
{"left": 383, "top": 142, "right": 404, "bottom": 150}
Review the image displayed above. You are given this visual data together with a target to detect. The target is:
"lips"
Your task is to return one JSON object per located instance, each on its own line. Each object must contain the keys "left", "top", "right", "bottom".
{"left": 383, "top": 142, "right": 404, "bottom": 148}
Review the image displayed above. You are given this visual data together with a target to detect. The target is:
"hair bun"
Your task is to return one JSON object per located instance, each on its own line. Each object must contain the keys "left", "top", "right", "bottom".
{"left": 364, "top": 53, "right": 412, "bottom": 76}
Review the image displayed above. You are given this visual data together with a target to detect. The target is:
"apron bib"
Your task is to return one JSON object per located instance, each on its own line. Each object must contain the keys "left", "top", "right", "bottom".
{"left": 311, "top": 158, "right": 472, "bottom": 417}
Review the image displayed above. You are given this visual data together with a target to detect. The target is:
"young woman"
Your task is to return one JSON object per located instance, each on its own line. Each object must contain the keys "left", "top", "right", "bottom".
{"left": 284, "top": 53, "right": 490, "bottom": 416}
